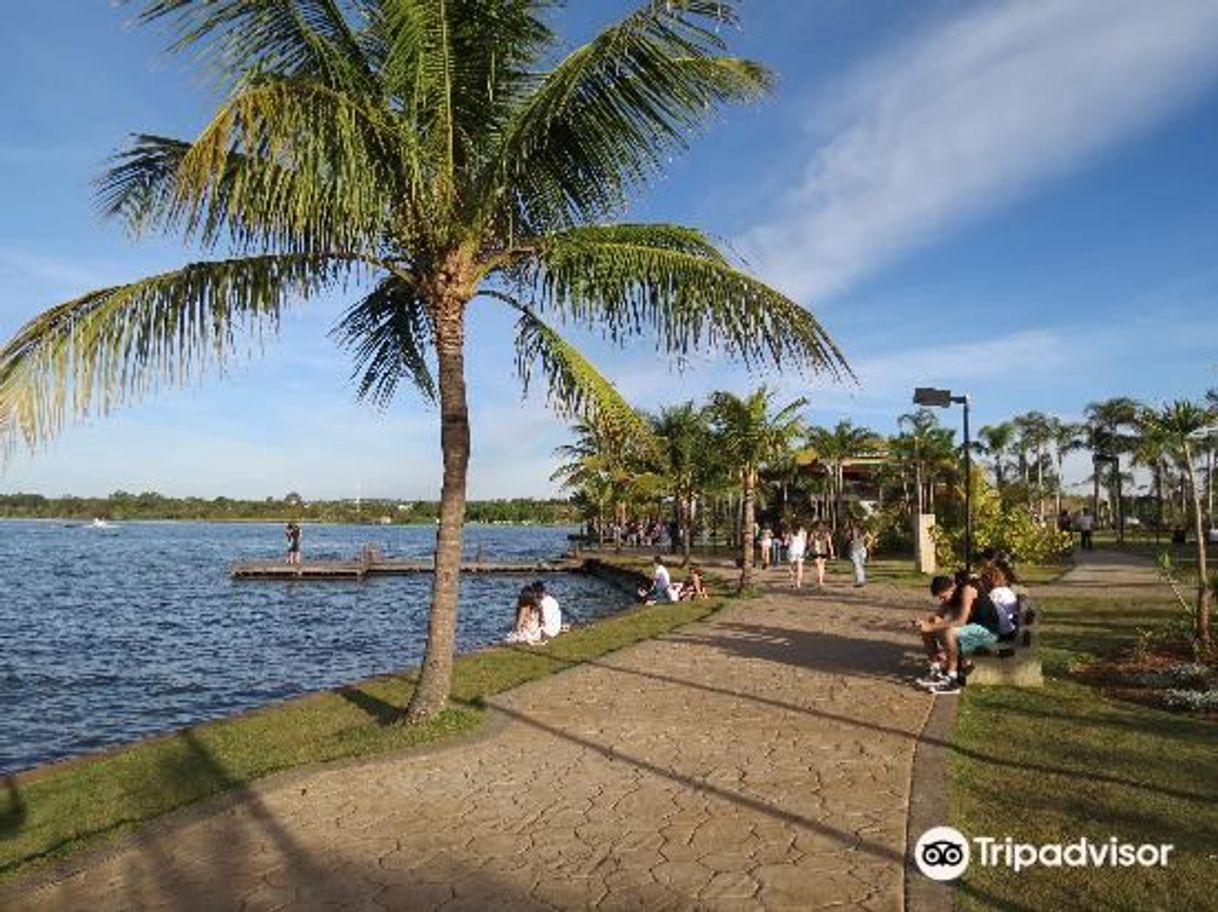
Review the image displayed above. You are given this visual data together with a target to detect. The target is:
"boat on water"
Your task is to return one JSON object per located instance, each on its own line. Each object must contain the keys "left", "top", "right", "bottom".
{"left": 90, "top": 518, "right": 116, "bottom": 529}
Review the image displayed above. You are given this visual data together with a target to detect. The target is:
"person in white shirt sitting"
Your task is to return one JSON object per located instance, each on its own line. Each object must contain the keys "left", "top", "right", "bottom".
{"left": 638, "top": 555, "right": 678, "bottom": 603}
{"left": 532, "top": 580, "right": 564, "bottom": 639}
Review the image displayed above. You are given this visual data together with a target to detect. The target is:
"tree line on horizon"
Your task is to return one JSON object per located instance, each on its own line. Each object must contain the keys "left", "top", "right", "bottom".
{"left": 0, "top": 492, "right": 577, "bottom": 525}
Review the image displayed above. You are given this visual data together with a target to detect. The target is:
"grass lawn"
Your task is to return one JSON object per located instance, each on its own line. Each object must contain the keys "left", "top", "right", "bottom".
{"left": 0, "top": 586, "right": 718, "bottom": 885}
{"left": 950, "top": 593, "right": 1218, "bottom": 911}
{"left": 863, "top": 557, "right": 1069, "bottom": 589}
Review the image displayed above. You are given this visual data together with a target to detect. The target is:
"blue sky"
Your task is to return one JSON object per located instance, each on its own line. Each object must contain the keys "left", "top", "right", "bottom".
{"left": 2, "top": 0, "right": 1218, "bottom": 499}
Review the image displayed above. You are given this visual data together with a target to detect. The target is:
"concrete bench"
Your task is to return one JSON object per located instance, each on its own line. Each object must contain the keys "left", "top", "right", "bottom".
{"left": 967, "top": 594, "right": 1043, "bottom": 687}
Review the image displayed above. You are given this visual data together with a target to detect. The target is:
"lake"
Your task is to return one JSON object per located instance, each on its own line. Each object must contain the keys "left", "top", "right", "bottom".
{"left": 0, "top": 520, "right": 626, "bottom": 775}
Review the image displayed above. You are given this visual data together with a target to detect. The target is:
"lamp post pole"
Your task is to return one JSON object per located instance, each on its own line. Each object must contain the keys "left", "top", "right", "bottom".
{"left": 959, "top": 395, "right": 972, "bottom": 573}
{"left": 913, "top": 387, "right": 972, "bottom": 572}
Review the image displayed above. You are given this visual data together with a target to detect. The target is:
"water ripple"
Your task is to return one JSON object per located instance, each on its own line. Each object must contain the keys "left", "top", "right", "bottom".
{"left": 0, "top": 521, "right": 621, "bottom": 774}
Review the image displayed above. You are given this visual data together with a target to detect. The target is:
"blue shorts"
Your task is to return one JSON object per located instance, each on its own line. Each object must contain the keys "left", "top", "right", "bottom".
{"left": 956, "top": 623, "right": 997, "bottom": 655}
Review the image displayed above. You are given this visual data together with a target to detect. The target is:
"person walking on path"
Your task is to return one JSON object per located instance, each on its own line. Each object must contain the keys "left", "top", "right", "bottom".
{"left": 847, "top": 523, "right": 874, "bottom": 587}
{"left": 788, "top": 524, "right": 808, "bottom": 589}
{"left": 1077, "top": 508, "right": 1094, "bottom": 551}
{"left": 810, "top": 522, "right": 835, "bottom": 588}
{"left": 285, "top": 521, "right": 302, "bottom": 566}
{"left": 759, "top": 526, "right": 773, "bottom": 570}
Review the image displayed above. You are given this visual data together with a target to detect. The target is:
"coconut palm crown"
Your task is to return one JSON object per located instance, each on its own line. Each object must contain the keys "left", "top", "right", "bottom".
{"left": 0, "top": 0, "right": 847, "bottom": 719}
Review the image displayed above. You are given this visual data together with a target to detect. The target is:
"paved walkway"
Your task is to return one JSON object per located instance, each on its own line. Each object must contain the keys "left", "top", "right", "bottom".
{"left": 12, "top": 572, "right": 943, "bottom": 912}
{"left": 1039, "top": 546, "right": 1172, "bottom": 599}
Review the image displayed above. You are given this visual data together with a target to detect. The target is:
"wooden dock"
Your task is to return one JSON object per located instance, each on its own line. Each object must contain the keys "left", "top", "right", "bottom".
{"left": 231, "top": 558, "right": 581, "bottom": 580}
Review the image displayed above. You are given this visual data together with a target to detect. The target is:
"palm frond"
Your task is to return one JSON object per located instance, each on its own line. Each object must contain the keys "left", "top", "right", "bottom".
{"left": 488, "top": 1, "right": 770, "bottom": 233}
{"left": 128, "top": 0, "right": 377, "bottom": 92}
{"left": 503, "top": 224, "right": 849, "bottom": 378}
{"left": 0, "top": 255, "right": 356, "bottom": 451}
{"left": 330, "top": 275, "right": 437, "bottom": 406}
{"left": 381, "top": 0, "right": 555, "bottom": 201}
{"left": 509, "top": 304, "right": 651, "bottom": 442}
{"left": 121, "top": 78, "right": 412, "bottom": 255}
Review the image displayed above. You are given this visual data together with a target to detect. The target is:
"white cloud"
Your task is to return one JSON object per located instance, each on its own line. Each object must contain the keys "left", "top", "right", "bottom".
{"left": 741, "top": 0, "right": 1218, "bottom": 302}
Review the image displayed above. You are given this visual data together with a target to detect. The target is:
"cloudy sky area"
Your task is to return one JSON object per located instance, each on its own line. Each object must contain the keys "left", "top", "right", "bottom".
{"left": 2, "top": 0, "right": 1218, "bottom": 499}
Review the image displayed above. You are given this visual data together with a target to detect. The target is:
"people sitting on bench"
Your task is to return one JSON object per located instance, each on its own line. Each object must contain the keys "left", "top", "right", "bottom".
{"left": 916, "top": 574, "right": 965, "bottom": 687}
{"left": 916, "top": 568, "right": 1004, "bottom": 693}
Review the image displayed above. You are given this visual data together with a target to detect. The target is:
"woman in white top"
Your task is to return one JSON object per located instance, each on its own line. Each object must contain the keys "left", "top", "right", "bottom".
{"left": 535, "top": 583, "right": 563, "bottom": 638}
{"left": 979, "top": 562, "right": 1019, "bottom": 638}
{"left": 787, "top": 525, "right": 808, "bottom": 589}
{"left": 810, "top": 522, "right": 835, "bottom": 587}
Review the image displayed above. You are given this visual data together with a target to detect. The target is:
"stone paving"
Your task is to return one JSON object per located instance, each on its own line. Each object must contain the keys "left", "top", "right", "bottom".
{"left": 11, "top": 571, "right": 939, "bottom": 911}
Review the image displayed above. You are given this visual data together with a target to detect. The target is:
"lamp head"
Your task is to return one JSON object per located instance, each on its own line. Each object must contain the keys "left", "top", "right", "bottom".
{"left": 913, "top": 387, "right": 953, "bottom": 408}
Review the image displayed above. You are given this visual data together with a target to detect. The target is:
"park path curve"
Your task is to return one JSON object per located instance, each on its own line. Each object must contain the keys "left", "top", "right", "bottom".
{"left": 11, "top": 573, "right": 937, "bottom": 912}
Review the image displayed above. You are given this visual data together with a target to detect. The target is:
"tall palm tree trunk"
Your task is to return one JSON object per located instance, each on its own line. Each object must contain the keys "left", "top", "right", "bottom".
{"left": 739, "top": 469, "right": 756, "bottom": 591}
{"left": 1183, "top": 442, "right": 1212, "bottom": 646}
{"left": 1054, "top": 452, "right": 1063, "bottom": 517}
{"left": 682, "top": 494, "right": 694, "bottom": 565}
{"left": 1092, "top": 470, "right": 1101, "bottom": 526}
{"left": 1036, "top": 447, "right": 1045, "bottom": 521}
{"left": 407, "top": 307, "right": 470, "bottom": 721}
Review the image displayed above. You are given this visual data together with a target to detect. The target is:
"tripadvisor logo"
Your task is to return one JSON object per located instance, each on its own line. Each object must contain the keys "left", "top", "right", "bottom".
{"left": 914, "top": 827, "right": 970, "bottom": 881}
{"left": 913, "top": 827, "right": 1174, "bottom": 881}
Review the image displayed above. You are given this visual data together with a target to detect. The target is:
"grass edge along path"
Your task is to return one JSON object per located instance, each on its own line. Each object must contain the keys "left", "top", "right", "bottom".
{"left": 947, "top": 592, "right": 1218, "bottom": 912}
{"left": 0, "top": 592, "right": 720, "bottom": 885}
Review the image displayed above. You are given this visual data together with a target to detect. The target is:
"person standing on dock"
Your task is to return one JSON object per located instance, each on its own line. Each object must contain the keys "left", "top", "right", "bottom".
{"left": 285, "top": 521, "right": 302, "bottom": 566}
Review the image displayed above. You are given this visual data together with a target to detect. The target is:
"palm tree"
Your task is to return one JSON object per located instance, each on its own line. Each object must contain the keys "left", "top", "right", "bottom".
{"left": 806, "top": 420, "right": 883, "bottom": 530}
{"left": 650, "top": 401, "right": 712, "bottom": 564}
{"left": 552, "top": 416, "right": 657, "bottom": 545}
{"left": 977, "top": 421, "right": 1016, "bottom": 492}
{"left": 0, "top": 2, "right": 848, "bottom": 720}
{"left": 1048, "top": 417, "right": 1084, "bottom": 519}
{"left": 1085, "top": 397, "right": 1141, "bottom": 539}
{"left": 708, "top": 388, "right": 806, "bottom": 590}
{"left": 1131, "top": 415, "right": 1171, "bottom": 538}
{"left": 893, "top": 409, "right": 955, "bottom": 517}
{"left": 1142, "top": 401, "right": 1213, "bottom": 646}
{"left": 1010, "top": 411, "right": 1053, "bottom": 516}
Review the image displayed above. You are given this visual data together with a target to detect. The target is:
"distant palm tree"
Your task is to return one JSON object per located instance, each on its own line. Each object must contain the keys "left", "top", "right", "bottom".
{"left": 807, "top": 420, "right": 883, "bottom": 530}
{"left": 894, "top": 409, "right": 954, "bottom": 518}
{"left": 0, "top": 2, "right": 847, "bottom": 720}
{"left": 1011, "top": 411, "right": 1054, "bottom": 516}
{"left": 552, "top": 416, "right": 657, "bottom": 545}
{"left": 1132, "top": 415, "right": 1171, "bottom": 537}
{"left": 650, "top": 401, "right": 713, "bottom": 564}
{"left": 1142, "top": 400, "right": 1213, "bottom": 646}
{"left": 709, "top": 388, "right": 806, "bottom": 590}
{"left": 1048, "top": 417, "right": 1084, "bottom": 518}
{"left": 977, "top": 421, "right": 1016, "bottom": 491}
{"left": 1085, "top": 397, "right": 1141, "bottom": 539}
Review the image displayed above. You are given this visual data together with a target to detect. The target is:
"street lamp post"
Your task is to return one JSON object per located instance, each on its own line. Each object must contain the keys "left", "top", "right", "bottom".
{"left": 914, "top": 387, "right": 973, "bottom": 571}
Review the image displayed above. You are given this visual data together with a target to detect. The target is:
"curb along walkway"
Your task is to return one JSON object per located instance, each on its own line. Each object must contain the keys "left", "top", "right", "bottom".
{"left": 13, "top": 575, "right": 937, "bottom": 912}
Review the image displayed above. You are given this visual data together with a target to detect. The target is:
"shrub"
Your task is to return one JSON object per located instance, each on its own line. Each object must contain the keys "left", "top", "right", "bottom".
{"left": 933, "top": 475, "right": 1073, "bottom": 566}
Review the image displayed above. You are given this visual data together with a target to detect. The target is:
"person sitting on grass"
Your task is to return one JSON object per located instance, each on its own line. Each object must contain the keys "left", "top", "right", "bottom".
{"left": 915, "top": 569, "right": 1000, "bottom": 693}
{"left": 505, "top": 588, "right": 542, "bottom": 645}
{"left": 638, "top": 554, "right": 678, "bottom": 604}
{"left": 677, "top": 565, "right": 709, "bottom": 601}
